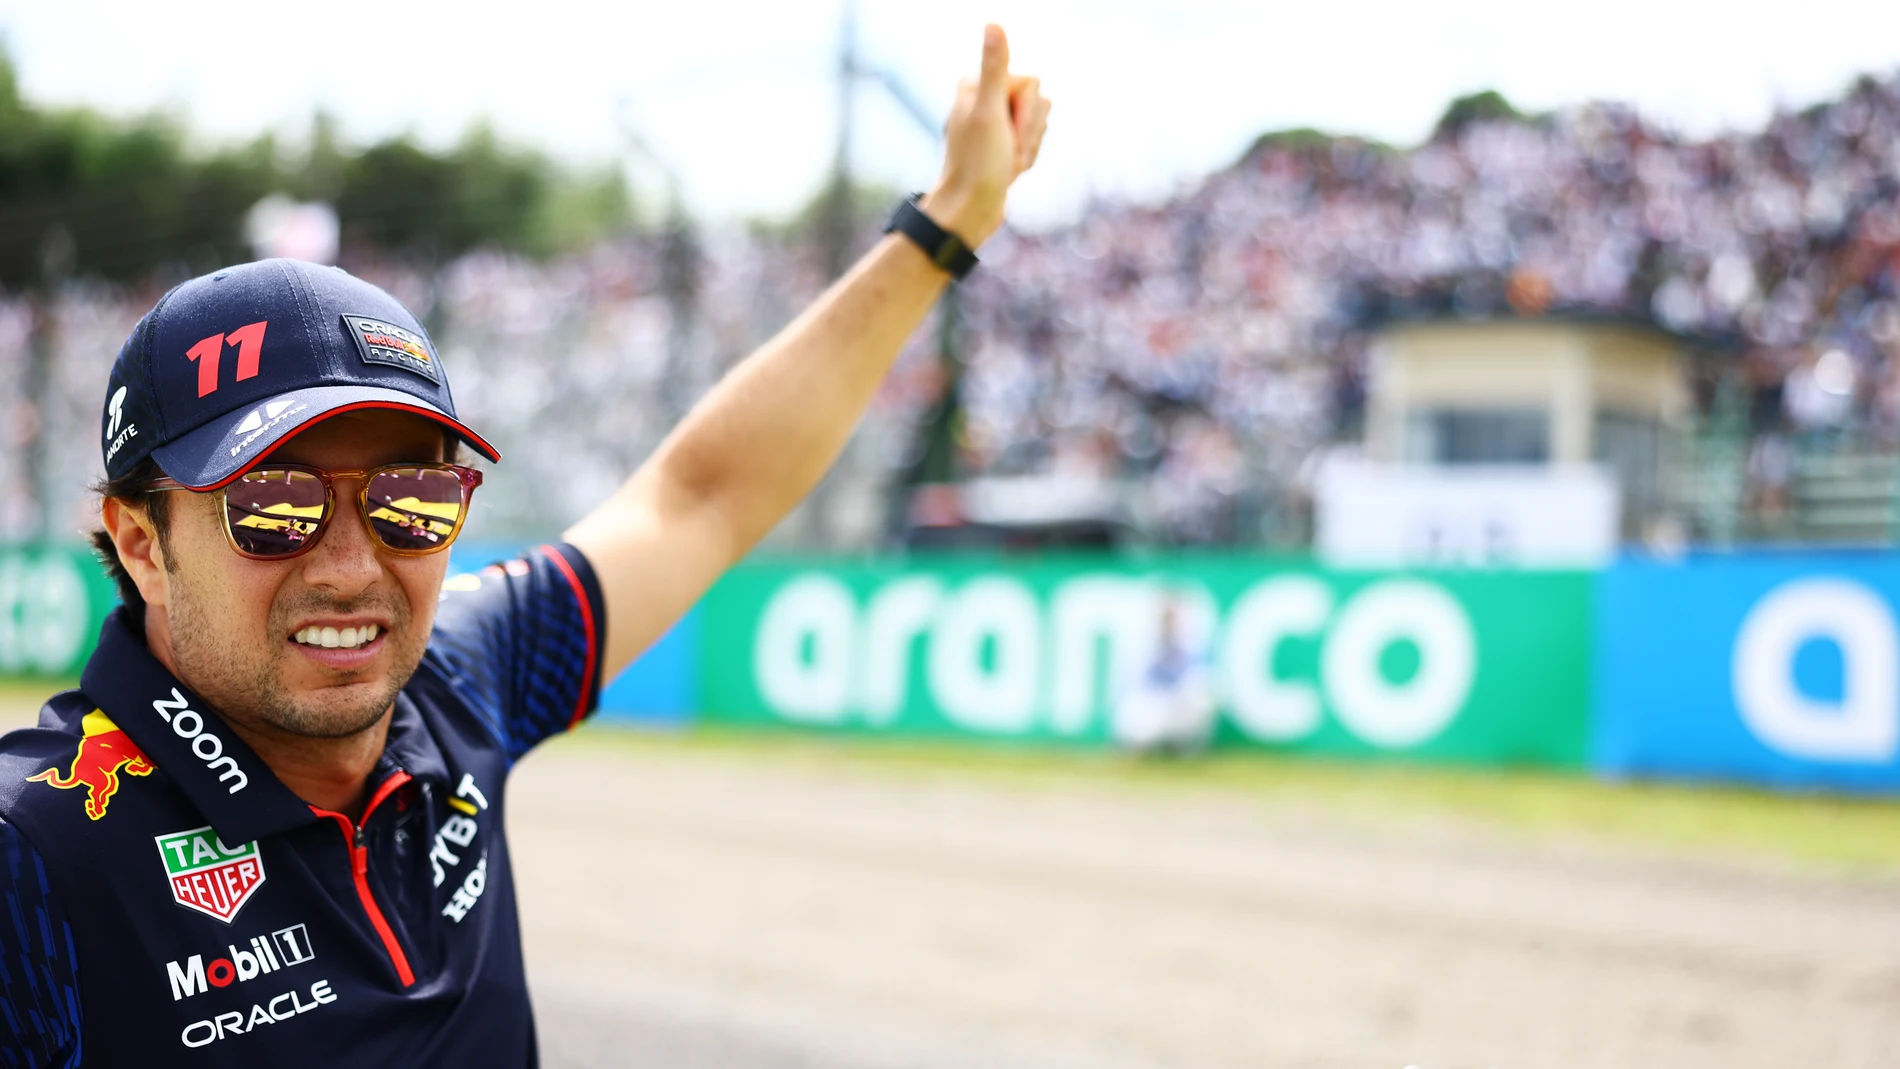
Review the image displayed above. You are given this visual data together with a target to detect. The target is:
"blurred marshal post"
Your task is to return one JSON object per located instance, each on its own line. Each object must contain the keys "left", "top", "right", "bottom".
{"left": 615, "top": 103, "right": 703, "bottom": 428}
{"left": 819, "top": 0, "right": 972, "bottom": 544}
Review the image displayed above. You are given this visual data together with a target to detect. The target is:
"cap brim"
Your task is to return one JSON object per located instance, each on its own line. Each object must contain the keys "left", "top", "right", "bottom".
{"left": 152, "top": 384, "right": 502, "bottom": 491}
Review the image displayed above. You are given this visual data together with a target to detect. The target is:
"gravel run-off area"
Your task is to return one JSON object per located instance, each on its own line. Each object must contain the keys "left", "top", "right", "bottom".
{"left": 512, "top": 733, "right": 1900, "bottom": 1069}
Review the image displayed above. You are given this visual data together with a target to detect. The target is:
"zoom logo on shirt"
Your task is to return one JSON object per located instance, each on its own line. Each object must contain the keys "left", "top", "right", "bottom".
{"left": 152, "top": 689, "right": 249, "bottom": 795}
{"left": 167, "top": 923, "right": 315, "bottom": 1001}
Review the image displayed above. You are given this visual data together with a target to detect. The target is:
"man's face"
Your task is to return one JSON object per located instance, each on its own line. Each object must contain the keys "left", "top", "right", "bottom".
{"left": 152, "top": 411, "right": 453, "bottom": 741}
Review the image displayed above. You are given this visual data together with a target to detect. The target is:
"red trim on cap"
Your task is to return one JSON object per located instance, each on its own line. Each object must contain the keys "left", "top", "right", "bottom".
{"left": 540, "top": 544, "right": 599, "bottom": 730}
{"left": 184, "top": 400, "right": 501, "bottom": 491}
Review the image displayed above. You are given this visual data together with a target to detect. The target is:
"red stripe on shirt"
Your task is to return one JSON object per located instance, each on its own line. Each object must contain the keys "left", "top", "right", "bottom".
{"left": 539, "top": 544, "right": 599, "bottom": 729}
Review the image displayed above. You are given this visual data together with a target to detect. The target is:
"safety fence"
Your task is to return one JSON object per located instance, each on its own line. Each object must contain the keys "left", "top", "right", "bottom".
{"left": 5, "top": 542, "right": 1898, "bottom": 793}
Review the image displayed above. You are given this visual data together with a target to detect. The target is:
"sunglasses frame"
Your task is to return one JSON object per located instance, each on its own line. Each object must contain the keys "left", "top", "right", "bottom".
{"left": 149, "top": 462, "right": 484, "bottom": 562}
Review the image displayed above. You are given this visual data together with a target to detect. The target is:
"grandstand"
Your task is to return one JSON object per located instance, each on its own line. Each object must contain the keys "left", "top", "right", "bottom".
{"left": 5, "top": 75, "right": 1900, "bottom": 550}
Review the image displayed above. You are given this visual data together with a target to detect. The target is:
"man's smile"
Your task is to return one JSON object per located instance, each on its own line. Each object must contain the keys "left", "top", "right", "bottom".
{"left": 287, "top": 623, "right": 388, "bottom": 670}
{"left": 291, "top": 623, "right": 382, "bottom": 649}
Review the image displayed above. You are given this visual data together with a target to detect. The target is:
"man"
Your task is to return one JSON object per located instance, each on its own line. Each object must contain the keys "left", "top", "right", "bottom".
{"left": 0, "top": 26, "right": 1048, "bottom": 1066}
{"left": 1112, "top": 596, "right": 1217, "bottom": 756}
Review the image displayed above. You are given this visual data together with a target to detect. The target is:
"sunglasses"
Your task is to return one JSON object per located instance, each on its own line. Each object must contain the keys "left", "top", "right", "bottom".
{"left": 150, "top": 463, "right": 484, "bottom": 561}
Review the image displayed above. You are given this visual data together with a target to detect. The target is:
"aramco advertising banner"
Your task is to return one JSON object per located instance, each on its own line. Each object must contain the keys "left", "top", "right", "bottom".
{"left": 1595, "top": 554, "right": 1900, "bottom": 792}
{"left": 0, "top": 544, "right": 119, "bottom": 678}
{"left": 698, "top": 558, "right": 1594, "bottom": 765}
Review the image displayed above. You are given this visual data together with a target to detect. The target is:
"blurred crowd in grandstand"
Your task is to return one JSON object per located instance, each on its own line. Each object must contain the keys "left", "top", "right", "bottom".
{"left": 6, "top": 73, "right": 1900, "bottom": 547}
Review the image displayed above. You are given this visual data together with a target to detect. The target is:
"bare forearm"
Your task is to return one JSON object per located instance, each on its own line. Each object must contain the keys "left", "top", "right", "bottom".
{"left": 565, "top": 24, "right": 1050, "bottom": 679}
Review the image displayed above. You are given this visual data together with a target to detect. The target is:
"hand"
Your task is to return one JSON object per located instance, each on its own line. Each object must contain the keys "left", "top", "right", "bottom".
{"left": 921, "top": 24, "right": 1051, "bottom": 248}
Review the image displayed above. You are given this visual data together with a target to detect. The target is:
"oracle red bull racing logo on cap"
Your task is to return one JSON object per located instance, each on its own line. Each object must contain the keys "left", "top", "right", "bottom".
{"left": 27, "top": 710, "right": 156, "bottom": 820}
{"left": 157, "top": 826, "right": 266, "bottom": 923}
{"left": 341, "top": 313, "right": 441, "bottom": 384}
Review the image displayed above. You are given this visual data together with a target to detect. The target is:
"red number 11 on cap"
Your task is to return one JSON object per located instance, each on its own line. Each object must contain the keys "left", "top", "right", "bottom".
{"left": 186, "top": 320, "right": 269, "bottom": 397}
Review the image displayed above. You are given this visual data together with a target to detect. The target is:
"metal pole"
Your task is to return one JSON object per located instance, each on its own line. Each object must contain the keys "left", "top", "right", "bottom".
{"left": 804, "top": 0, "right": 861, "bottom": 547}
{"left": 24, "top": 294, "right": 53, "bottom": 542}
{"left": 820, "top": 0, "right": 858, "bottom": 284}
{"left": 28, "top": 224, "right": 74, "bottom": 543}
{"left": 659, "top": 202, "right": 701, "bottom": 423}
{"left": 614, "top": 102, "right": 701, "bottom": 428}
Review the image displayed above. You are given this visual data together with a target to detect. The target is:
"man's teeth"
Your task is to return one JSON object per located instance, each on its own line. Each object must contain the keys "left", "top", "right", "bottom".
{"left": 293, "top": 624, "right": 381, "bottom": 649}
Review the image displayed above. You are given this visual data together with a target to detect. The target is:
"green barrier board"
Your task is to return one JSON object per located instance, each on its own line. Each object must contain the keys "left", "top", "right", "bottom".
{"left": 699, "top": 556, "right": 1593, "bottom": 766}
{"left": 0, "top": 544, "right": 117, "bottom": 678}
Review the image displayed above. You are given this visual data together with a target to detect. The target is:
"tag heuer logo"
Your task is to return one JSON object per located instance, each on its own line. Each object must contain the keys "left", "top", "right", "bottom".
{"left": 156, "top": 827, "right": 266, "bottom": 924}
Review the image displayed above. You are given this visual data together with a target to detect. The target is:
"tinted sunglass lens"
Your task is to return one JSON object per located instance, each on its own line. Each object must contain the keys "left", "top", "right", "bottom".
{"left": 226, "top": 470, "right": 327, "bottom": 557}
{"left": 365, "top": 468, "right": 466, "bottom": 551}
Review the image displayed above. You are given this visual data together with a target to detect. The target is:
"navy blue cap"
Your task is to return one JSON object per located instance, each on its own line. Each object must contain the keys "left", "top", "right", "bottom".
{"left": 100, "top": 259, "right": 500, "bottom": 490}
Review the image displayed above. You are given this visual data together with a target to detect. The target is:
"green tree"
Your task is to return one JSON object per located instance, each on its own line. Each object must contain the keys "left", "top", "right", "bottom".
{"left": 0, "top": 49, "right": 633, "bottom": 287}
{"left": 1433, "top": 90, "right": 1533, "bottom": 140}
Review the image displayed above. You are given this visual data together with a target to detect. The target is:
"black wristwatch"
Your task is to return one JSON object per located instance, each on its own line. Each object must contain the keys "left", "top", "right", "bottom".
{"left": 886, "top": 193, "right": 979, "bottom": 281}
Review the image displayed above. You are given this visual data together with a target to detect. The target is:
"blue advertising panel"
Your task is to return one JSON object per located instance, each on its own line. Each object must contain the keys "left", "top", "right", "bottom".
{"left": 450, "top": 542, "right": 698, "bottom": 724}
{"left": 596, "top": 613, "right": 699, "bottom": 724}
{"left": 1595, "top": 553, "right": 1900, "bottom": 792}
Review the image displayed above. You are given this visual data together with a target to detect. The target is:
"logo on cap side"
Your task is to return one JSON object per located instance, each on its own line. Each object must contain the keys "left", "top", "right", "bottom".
{"left": 341, "top": 314, "right": 440, "bottom": 385}
{"left": 104, "top": 384, "right": 139, "bottom": 464}
{"left": 106, "top": 386, "right": 128, "bottom": 439}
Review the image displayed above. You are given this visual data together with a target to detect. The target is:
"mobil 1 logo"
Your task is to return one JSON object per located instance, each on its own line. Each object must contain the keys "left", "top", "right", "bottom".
{"left": 167, "top": 924, "right": 316, "bottom": 1002}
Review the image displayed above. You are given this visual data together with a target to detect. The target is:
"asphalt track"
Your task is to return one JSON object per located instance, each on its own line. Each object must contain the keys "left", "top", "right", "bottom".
{"left": 513, "top": 731, "right": 1900, "bottom": 1069}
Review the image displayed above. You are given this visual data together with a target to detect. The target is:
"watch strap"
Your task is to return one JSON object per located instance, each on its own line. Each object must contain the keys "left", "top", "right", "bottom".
{"left": 886, "top": 193, "right": 979, "bottom": 281}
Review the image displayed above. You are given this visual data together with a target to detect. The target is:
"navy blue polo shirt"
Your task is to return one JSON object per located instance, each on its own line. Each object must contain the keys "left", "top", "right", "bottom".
{"left": 0, "top": 543, "right": 605, "bottom": 1067}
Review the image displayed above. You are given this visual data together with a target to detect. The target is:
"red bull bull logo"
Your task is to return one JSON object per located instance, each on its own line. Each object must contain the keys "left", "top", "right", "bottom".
{"left": 26, "top": 709, "right": 156, "bottom": 820}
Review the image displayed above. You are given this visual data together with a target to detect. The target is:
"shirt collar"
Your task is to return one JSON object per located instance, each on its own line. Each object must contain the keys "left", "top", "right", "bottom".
{"left": 382, "top": 690, "right": 449, "bottom": 787}
{"left": 79, "top": 607, "right": 441, "bottom": 843}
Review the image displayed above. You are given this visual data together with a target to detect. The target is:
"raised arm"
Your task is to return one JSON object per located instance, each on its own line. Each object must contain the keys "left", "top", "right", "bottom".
{"left": 565, "top": 24, "right": 1051, "bottom": 679}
